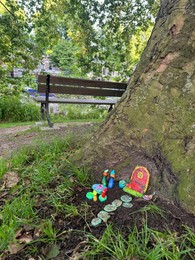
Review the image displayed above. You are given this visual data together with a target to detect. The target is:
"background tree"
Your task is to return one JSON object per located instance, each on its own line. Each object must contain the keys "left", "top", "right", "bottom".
{"left": 49, "top": 39, "right": 82, "bottom": 76}
{"left": 53, "top": 0, "right": 159, "bottom": 79}
{"left": 77, "top": 0, "right": 195, "bottom": 215}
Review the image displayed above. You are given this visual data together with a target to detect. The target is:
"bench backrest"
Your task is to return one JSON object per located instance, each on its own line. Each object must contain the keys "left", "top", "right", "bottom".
{"left": 37, "top": 75, "right": 127, "bottom": 97}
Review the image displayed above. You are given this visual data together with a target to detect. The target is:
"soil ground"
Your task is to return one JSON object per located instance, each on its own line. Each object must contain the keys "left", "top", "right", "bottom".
{"left": 0, "top": 122, "right": 97, "bottom": 159}
{"left": 1, "top": 123, "right": 195, "bottom": 259}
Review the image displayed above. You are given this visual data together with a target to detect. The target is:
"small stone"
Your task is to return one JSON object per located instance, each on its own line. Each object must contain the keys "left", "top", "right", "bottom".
{"left": 112, "top": 199, "right": 122, "bottom": 207}
{"left": 122, "top": 202, "right": 133, "bottom": 208}
{"left": 104, "top": 204, "right": 117, "bottom": 212}
{"left": 91, "top": 218, "right": 102, "bottom": 227}
{"left": 121, "top": 195, "right": 132, "bottom": 203}
{"left": 97, "top": 211, "right": 110, "bottom": 221}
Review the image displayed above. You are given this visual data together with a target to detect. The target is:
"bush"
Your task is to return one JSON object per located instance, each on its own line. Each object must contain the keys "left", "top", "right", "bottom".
{"left": 59, "top": 104, "right": 107, "bottom": 120}
{"left": 0, "top": 96, "right": 40, "bottom": 122}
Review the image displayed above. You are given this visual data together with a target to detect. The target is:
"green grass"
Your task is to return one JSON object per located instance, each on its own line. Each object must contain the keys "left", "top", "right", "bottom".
{"left": 130, "top": 203, "right": 166, "bottom": 219}
{"left": 0, "top": 127, "right": 194, "bottom": 259}
{"left": 0, "top": 118, "right": 104, "bottom": 129}
{"left": 0, "top": 121, "right": 36, "bottom": 128}
{"left": 0, "top": 134, "right": 92, "bottom": 256}
{"left": 81, "top": 224, "right": 195, "bottom": 260}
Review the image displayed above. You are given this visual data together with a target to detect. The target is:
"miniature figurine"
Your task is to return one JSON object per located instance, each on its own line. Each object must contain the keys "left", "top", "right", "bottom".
{"left": 108, "top": 169, "right": 115, "bottom": 188}
{"left": 102, "top": 169, "right": 109, "bottom": 186}
{"left": 99, "top": 188, "right": 108, "bottom": 202}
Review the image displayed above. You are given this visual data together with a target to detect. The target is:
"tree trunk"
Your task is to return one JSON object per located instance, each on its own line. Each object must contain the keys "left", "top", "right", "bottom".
{"left": 78, "top": 0, "right": 195, "bottom": 215}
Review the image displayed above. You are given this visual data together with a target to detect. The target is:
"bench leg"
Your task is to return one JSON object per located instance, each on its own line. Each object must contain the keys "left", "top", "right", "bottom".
{"left": 108, "top": 104, "right": 113, "bottom": 112}
{"left": 46, "top": 109, "right": 53, "bottom": 128}
{"left": 41, "top": 103, "right": 53, "bottom": 127}
{"left": 41, "top": 103, "right": 45, "bottom": 121}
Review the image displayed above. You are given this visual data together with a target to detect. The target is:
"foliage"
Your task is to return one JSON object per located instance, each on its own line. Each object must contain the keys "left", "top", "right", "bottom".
{"left": 55, "top": 0, "right": 160, "bottom": 79}
{"left": 0, "top": 0, "right": 160, "bottom": 97}
{"left": 0, "top": 96, "right": 39, "bottom": 122}
{"left": 49, "top": 39, "right": 82, "bottom": 76}
{"left": 57, "top": 104, "right": 107, "bottom": 120}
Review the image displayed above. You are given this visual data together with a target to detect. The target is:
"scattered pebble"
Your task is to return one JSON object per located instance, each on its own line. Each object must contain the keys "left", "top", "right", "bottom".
{"left": 121, "top": 195, "right": 132, "bottom": 203}
{"left": 104, "top": 204, "right": 117, "bottom": 212}
{"left": 91, "top": 217, "right": 102, "bottom": 226}
{"left": 97, "top": 211, "right": 110, "bottom": 221}
{"left": 122, "top": 202, "right": 133, "bottom": 208}
{"left": 112, "top": 199, "right": 122, "bottom": 207}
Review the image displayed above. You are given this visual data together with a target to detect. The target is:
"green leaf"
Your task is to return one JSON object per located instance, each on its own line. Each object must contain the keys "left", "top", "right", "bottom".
{"left": 46, "top": 244, "right": 60, "bottom": 259}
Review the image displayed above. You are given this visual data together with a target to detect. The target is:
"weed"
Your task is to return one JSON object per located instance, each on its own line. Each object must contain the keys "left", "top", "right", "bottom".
{"left": 130, "top": 203, "right": 166, "bottom": 219}
{"left": 82, "top": 224, "right": 195, "bottom": 260}
{"left": 0, "top": 159, "right": 7, "bottom": 178}
{"left": 65, "top": 160, "right": 93, "bottom": 187}
{"left": 64, "top": 204, "right": 79, "bottom": 218}
{"left": 41, "top": 219, "right": 58, "bottom": 243}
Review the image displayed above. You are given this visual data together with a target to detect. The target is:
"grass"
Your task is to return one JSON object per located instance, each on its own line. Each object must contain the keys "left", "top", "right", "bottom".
{"left": 81, "top": 224, "right": 195, "bottom": 260}
{"left": 0, "top": 134, "right": 92, "bottom": 256}
{"left": 130, "top": 203, "right": 166, "bottom": 219}
{"left": 0, "top": 118, "right": 104, "bottom": 129}
{"left": 0, "top": 121, "right": 35, "bottom": 128}
{"left": 0, "top": 125, "right": 194, "bottom": 259}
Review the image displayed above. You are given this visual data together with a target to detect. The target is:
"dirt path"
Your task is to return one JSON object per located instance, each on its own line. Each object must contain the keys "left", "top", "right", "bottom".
{"left": 0, "top": 122, "right": 98, "bottom": 159}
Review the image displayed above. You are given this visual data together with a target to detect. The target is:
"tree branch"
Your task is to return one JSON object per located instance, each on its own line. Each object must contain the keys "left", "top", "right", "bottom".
{"left": 0, "top": 1, "right": 15, "bottom": 17}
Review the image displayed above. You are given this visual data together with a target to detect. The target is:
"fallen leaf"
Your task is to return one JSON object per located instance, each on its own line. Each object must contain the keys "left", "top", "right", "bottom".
{"left": 33, "top": 228, "right": 42, "bottom": 238}
{"left": 3, "top": 172, "right": 20, "bottom": 188}
{"left": 15, "top": 228, "right": 24, "bottom": 238}
{"left": 18, "top": 233, "right": 33, "bottom": 243}
{"left": 9, "top": 243, "right": 25, "bottom": 254}
{"left": 0, "top": 191, "right": 8, "bottom": 199}
{"left": 46, "top": 244, "right": 60, "bottom": 259}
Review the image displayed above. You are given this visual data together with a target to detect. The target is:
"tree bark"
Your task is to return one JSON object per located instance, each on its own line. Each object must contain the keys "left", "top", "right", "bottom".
{"left": 78, "top": 0, "right": 195, "bottom": 215}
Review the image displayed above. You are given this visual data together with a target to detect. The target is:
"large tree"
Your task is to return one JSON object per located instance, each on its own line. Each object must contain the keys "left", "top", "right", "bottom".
{"left": 77, "top": 0, "right": 195, "bottom": 215}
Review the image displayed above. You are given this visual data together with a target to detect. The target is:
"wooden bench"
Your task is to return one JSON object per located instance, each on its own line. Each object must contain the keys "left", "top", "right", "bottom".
{"left": 34, "top": 74, "right": 127, "bottom": 127}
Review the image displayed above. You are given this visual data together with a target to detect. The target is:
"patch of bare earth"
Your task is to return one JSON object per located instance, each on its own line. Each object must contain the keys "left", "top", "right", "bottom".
{"left": 0, "top": 122, "right": 98, "bottom": 159}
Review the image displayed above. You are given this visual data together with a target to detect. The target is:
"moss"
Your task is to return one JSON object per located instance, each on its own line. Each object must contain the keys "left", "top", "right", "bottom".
{"left": 177, "top": 169, "right": 195, "bottom": 214}
{"left": 115, "top": 158, "right": 131, "bottom": 173}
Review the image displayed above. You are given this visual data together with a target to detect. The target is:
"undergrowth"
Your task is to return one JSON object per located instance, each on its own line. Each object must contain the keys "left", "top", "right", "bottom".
{"left": 0, "top": 135, "right": 92, "bottom": 256}
{"left": 81, "top": 224, "right": 195, "bottom": 260}
{"left": 0, "top": 132, "right": 194, "bottom": 259}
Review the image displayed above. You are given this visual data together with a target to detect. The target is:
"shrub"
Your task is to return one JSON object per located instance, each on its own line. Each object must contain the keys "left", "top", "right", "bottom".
{"left": 59, "top": 104, "right": 107, "bottom": 120}
{"left": 0, "top": 96, "right": 40, "bottom": 122}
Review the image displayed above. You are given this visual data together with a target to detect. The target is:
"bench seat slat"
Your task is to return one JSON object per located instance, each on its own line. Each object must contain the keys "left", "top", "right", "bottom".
{"left": 38, "top": 85, "right": 125, "bottom": 97}
{"left": 34, "top": 96, "right": 118, "bottom": 105}
{"left": 38, "top": 75, "right": 127, "bottom": 90}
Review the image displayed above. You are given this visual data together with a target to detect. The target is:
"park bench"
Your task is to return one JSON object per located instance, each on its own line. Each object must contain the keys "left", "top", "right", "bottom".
{"left": 34, "top": 74, "right": 127, "bottom": 127}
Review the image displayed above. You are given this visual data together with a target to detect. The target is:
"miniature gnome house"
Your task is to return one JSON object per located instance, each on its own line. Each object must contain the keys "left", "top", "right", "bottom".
{"left": 123, "top": 166, "right": 150, "bottom": 197}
